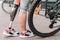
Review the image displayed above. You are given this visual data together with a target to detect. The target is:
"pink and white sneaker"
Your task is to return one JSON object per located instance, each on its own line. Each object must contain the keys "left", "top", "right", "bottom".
{"left": 3, "top": 28, "right": 19, "bottom": 37}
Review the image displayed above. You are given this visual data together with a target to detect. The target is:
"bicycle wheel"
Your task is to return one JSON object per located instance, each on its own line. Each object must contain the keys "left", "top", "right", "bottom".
{"left": 2, "top": 0, "right": 15, "bottom": 14}
{"left": 28, "top": 0, "right": 60, "bottom": 37}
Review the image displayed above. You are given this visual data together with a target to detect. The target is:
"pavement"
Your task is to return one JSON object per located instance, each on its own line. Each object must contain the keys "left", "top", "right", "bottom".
{"left": 0, "top": 1, "right": 60, "bottom": 40}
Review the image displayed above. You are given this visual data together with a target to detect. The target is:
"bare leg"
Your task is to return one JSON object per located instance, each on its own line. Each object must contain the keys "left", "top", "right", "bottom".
{"left": 19, "top": 13, "right": 27, "bottom": 33}
{"left": 19, "top": 0, "right": 34, "bottom": 38}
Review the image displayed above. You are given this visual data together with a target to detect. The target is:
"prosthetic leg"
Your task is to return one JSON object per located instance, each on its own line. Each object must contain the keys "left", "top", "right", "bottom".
{"left": 9, "top": 4, "right": 19, "bottom": 29}
{"left": 9, "top": 0, "right": 20, "bottom": 29}
{"left": 3, "top": 0, "right": 20, "bottom": 36}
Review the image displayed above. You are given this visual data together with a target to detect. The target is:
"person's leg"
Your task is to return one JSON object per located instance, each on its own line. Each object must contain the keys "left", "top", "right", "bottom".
{"left": 10, "top": 4, "right": 19, "bottom": 28}
{"left": 19, "top": 0, "right": 34, "bottom": 38}
{"left": 19, "top": 0, "right": 29, "bottom": 33}
{"left": 3, "top": 3, "right": 20, "bottom": 36}
{"left": 19, "top": 13, "right": 27, "bottom": 33}
{"left": 9, "top": 0, "right": 20, "bottom": 28}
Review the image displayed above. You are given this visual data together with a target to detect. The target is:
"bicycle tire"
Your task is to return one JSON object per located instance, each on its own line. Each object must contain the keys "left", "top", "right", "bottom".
{"left": 2, "top": 0, "right": 14, "bottom": 14}
{"left": 28, "top": 0, "right": 60, "bottom": 37}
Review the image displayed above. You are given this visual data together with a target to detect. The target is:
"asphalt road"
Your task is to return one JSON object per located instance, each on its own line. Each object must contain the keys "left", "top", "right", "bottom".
{"left": 0, "top": 1, "right": 60, "bottom": 40}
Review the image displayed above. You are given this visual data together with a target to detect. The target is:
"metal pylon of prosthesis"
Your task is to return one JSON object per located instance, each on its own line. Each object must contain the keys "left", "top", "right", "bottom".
{"left": 9, "top": 4, "right": 19, "bottom": 29}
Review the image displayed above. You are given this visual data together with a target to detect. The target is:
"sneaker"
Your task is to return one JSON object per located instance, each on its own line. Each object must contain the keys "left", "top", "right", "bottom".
{"left": 19, "top": 30, "right": 34, "bottom": 38}
{"left": 3, "top": 28, "right": 19, "bottom": 37}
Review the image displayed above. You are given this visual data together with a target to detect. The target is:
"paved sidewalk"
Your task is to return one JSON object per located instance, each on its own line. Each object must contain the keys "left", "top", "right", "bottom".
{"left": 0, "top": 1, "right": 60, "bottom": 40}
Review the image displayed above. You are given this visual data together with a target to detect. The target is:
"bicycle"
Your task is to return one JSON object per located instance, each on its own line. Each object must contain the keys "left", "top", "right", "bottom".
{"left": 2, "top": 0, "right": 60, "bottom": 38}
{"left": 28, "top": 0, "right": 60, "bottom": 37}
